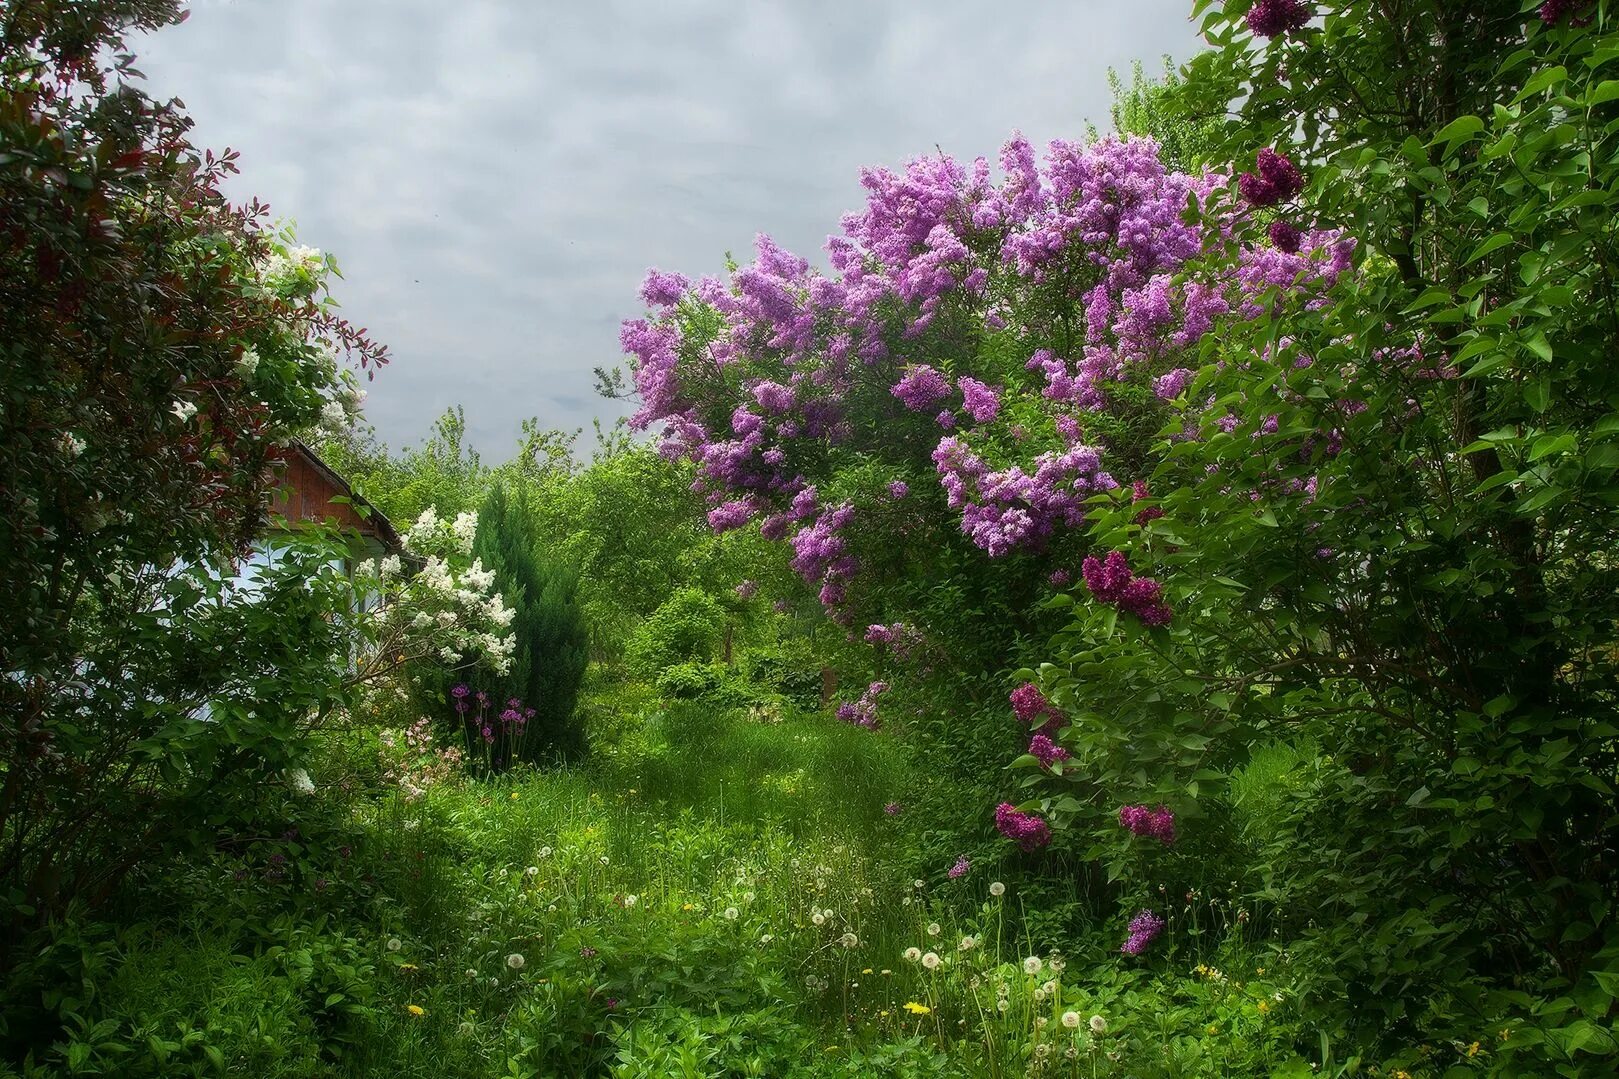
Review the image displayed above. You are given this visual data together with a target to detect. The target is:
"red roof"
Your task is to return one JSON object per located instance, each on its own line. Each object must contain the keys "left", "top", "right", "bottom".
{"left": 268, "top": 440, "right": 404, "bottom": 552}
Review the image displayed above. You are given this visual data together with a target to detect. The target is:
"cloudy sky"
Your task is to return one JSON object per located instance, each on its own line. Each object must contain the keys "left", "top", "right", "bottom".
{"left": 135, "top": 0, "right": 1206, "bottom": 458}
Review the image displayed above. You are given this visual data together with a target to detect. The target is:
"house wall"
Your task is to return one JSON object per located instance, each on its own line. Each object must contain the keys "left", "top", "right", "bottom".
{"left": 270, "top": 452, "right": 378, "bottom": 536}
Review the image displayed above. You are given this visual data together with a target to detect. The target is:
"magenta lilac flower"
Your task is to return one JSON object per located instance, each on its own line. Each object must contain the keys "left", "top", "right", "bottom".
{"left": 1120, "top": 910, "right": 1165, "bottom": 955}
{"left": 891, "top": 365, "right": 952, "bottom": 412}
{"left": 995, "top": 802, "right": 1052, "bottom": 852}
{"left": 957, "top": 377, "right": 1001, "bottom": 424}
{"left": 836, "top": 680, "right": 889, "bottom": 730}
{"left": 1118, "top": 804, "right": 1177, "bottom": 845}
{"left": 1238, "top": 148, "right": 1304, "bottom": 208}
{"left": 1268, "top": 220, "right": 1303, "bottom": 253}
{"left": 1082, "top": 550, "right": 1173, "bottom": 626}
{"left": 1009, "top": 682, "right": 1063, "bottom": 728}
{"left": 1028, "top": 732, "right": 1069, "bottom": 769}
{"left": 1245, "top": 0, "right": 1309, "bottom": 38}
{"left": 947, "top": 855, "right": 971, "bottom": 880}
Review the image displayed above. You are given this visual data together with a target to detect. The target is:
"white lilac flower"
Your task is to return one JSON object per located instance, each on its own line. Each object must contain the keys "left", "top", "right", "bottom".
{"left": 921, "top": 951, "right": 941, "bottom": 970}
{"left": 1089, "top": 1015, "right": 1107, "bottom": 1034}
{"left": 380, "top": 554, "right": 402, "bottom": 579}
{"left": 1022, "top": 955, "right": 1043, "bottom": 975}
{"left": 505, "top": 953, "right": 525, "bottom": 970}
{"left": 319, "top": 400, "right": 347, "bottom": 433}
{"left": 1061, "top": 1011, "right": 1081, "bottom": 1029}
{"left": 287, "top": 768, "right": 316, "bottom": 795}
{"left": 235, "top": 348, "right": 260, "bottom": 379}
{"left": 451, "top": 511, "right": 478, "bottom": 553}
{"left": 170, "top": 400, "right": 197, "bottom": 422}
{"left": 58, "top": 432, "right": 86, "bottom": 457}
{"left": 989, "top": 881, "right": 1006, "bottom": 897}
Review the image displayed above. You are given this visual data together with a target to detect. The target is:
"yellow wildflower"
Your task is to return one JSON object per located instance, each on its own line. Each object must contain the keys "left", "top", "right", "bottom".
{"left": 1392, "top": 1071, "right": 1412, "bottom": 1079}
{"left": 509, "top": 792, "right": 519, "bottom": 800}
{"left": 398, "top": 963, "right": 419, "bottom": 972}
{"left": 1466, "top": 1041, "right": 1481, "bottom": 1058}
{"left": 1499, "top": 1028, "right": 1512, "bottom": 1042}
{"left": 903, "top": 1001, "right": 931, "bottom": 1015}
{"left": 862, "top": 968, "right": 873, "bottom": 974}
{"left": 406, "top": 1004, "right": 426, "bottom": 1017}
{"left": 1257, "top": 1000, "right": 1270, "bottom": 1015}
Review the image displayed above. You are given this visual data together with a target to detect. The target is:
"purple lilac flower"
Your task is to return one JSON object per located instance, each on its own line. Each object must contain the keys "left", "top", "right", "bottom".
{"left": 887, "top": 480, "right": 909, "bottom": 499}
{"left": 1245, "top": 0, "right": 1309, "bottom": 38}
{"left": 957, "top": 377, "right": 1001, "bottom": 424}
{"left": 1121, "top": 910, "right": 1166, "bottom": 955}
{"left": 1239, "top": 148, "right": 1304, "bottom": 208}
{"left": 1081, "top": 551, "right": 1173, "bottom": 627}
{"left": 1118, "top": 804, "right": 1177, "bottom": 845}
{"left": 639, "top": 268, "right": 689, "bottom": 308}
{"left": 1540, "top": 0, "right": 1592, "bottom": 23}
{"left": 1009, "top": 682, "right": 1063, "bottom": 728}
{"left": 1268, "top": 220, "right": 1303, "bottom": 253}
{"left": 994, "top": 803, "right": 1052, "bottom": 852}
{"left": 947, "top": 856, "right": 971, "bottom": 880}
{"left": 1152, "top": 367, "right": 1195, "bottom": 401}
{"left": 891, "top": 365, "right": 952, "bottom": 412}
{"left": 1048, "top": 568, "right": 1072, "bottom": 587}
{"left": 1028, "top": 732, "right": 1069, "bottom": 769}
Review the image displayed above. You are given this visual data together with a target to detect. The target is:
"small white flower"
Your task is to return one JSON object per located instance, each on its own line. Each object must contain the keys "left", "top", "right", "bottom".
{"left": 913, "top": 879, "right": 925, "bottom": 889}
{"left": 287, "top": 768, "right": 315, "bottom": 795}
{"left": 989, "top": 881, "right": 1006, "bottom": 897}
{"left": 623, "top": 894, "right": 637, "bottom": 908}
{"left": 1023, "top": 955, "right": 1042, "bottom": 975}
{"left": 759, "top": 934, "right": 773, "bottom": 944}
{"left": 58, "top": 432, "right": 86, "bottom": 458}
{"left": 465, "top": 968, "right": 477, "bottom": 979}
{"left": 1089, "top": 1015, "right": 1107, "bottom": 1035}
{"left": 921, "top": 951, "right": 941, "bottom": 970}
{"left": 958, "top": 935, "right": 977, "bottom": 952}
{"left": 505, "top": 953, "right": 525, "bottom": 970}
{"left": 235, "top": 348, "right": 260, "bottom": 379}
{"left": 538, "top": 846, "right": 553, "bottom": 858}
{"left": 927, "top": 922, "right": 941, "bottom": 937}
{"left": 996, "top": 998, "right": 1009, "bottom": 1013}
{"left": 386, "top": 938, "right": 402, "bottom": 952}
{"left": 170, "top": 400, "right": 197, "bottom": 422}
{"left": 599, "top": 856, "right": 609, "bottom": 865}
{"left": 524, "top": 866, "right": 538, "bottom": 878}
{"left": 903, "top": 947, "right": 922, "bottom": 962}
{"left": 839, "top": 932, "right": 859, "bottom": 948}
{"left": 811, "top": 911, "right": 826, "bottom": 926}
{"left": 1061, "top": 1011, "right": 1080, "bottom": 1029}
{"left": 743, "top": 891, "right": 755, "bottom": 902}
{"left": 724, "top": 906, "right": 739, "bottom": 921}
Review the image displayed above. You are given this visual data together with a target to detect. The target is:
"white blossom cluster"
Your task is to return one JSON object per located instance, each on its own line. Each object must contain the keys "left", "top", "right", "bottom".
{"left": 254, "top": 243, "right": 326, "bottom": 292}
{"left": 354, "top": 507, "right": 517, "bottom": 675}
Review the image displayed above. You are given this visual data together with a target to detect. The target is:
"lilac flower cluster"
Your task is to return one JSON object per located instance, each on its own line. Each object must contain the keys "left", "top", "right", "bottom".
{"left": 1238, "top": 148, "right": 1304, "bottom": 208}
{"left": 1082, "top": 551, "right": 1173, "bottom": 627}
{"left": 1120, "top": 910, "right": 1166, "bottom": 955}
{"left": 1009, "top": 682, "right": 1063, "bottom": 728}
{"left": 947, "top": 855, "right": 971, "bottom": 880}
{"left": 1028, "top": 732, "right": 1070, "bottom": 769}
{"left": 1245, "top": 0, "right": 1309, "bottom": 39}
{"left": 957, "top": 377, "right": 1001, "bottom": 424}
{"left": 863, "top": 621, "right": 922, "bottom": 659}
{"left": 835, "top": 680, "right": 889, "bottom": 730}
{"left": 995, "top": 803, "right": 1052, "bottom": 852}
{"left": 1118, "top": 804, "right": 1177, "bottom": 845}
{"left": 1539, "top": 0, "right": 1591, "bottom": 24}
{"left": 934, "top": 437, "right": 1117, "bottom": 556}
{"left": 891, "top": 365, "right": 952, "bottom": 412}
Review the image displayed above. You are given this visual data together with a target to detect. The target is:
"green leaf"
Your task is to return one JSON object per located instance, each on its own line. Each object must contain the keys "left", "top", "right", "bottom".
{"left": 1466, "top": 233, "right": 1515, "bottom": 263}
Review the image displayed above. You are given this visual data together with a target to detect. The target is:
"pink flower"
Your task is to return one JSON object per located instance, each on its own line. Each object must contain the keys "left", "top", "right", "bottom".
{"left": 995, "top": 803, "right": 1051, "bottom": 852}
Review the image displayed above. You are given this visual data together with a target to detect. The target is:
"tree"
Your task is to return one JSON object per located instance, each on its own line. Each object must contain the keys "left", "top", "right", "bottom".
{"left": 471, "top": 482, "right": 588, "bottom": 763}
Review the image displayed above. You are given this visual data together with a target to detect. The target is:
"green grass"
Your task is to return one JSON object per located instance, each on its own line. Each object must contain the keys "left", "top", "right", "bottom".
{"left": 4, "top": 698, "right": 1331, "bottom": 1078}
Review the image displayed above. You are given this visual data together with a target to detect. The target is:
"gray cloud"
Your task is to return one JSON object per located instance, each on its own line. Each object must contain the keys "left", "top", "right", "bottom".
{"left": 136, "top": 0, "right": 1205, "bottom": 456}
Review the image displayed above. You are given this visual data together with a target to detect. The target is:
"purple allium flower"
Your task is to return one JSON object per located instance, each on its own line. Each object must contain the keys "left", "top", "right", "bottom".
{"left": 481, "top": 726, "right": 494, "bottom": 744}
{"left": 1121, "top": 910, "right": 1166, "bottom": 955}
{"left": 947, "top": 855, "right": 971, "bottom": 880}
{"left": 1268, "top": 220, "right": 1303, "bottom": 253}
{"left": 1028, "top": 732, "right": 1070, "bottom": 769}
{"left": 580, "top": 946, "right": 597, "bottom": 959}
{"left": 1245, "top": 0, "right": 1309, "bottom": 38}
{"left": 1118, "top": 804, "right": 1177, "bottom": 845}
{"left": 884, "top": 801, "right": 903, "bottom": 816}
{"left": 772, "top": 599, "right": 791, "bottom": 613}
{"left": 994, "top": 803, "right": 1052, "bottom": 852}
{"left": 451, "top": 684, "right": 471, "bottom": 699}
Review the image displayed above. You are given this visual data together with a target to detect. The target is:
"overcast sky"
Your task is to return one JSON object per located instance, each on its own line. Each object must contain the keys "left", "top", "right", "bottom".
{"left": 135, "top": 0, "right": 1205, "bottom": 459}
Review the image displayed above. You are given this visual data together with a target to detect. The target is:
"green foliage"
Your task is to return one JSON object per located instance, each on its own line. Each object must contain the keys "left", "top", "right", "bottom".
{"left": 624, "top": 587, "right": 728, "bottom": 680}
{"left": 471, "top": 482, "right": 589, "bottom": 763}
{"left": 1106, "top": 58, "right": 1226, "bottom": 171}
